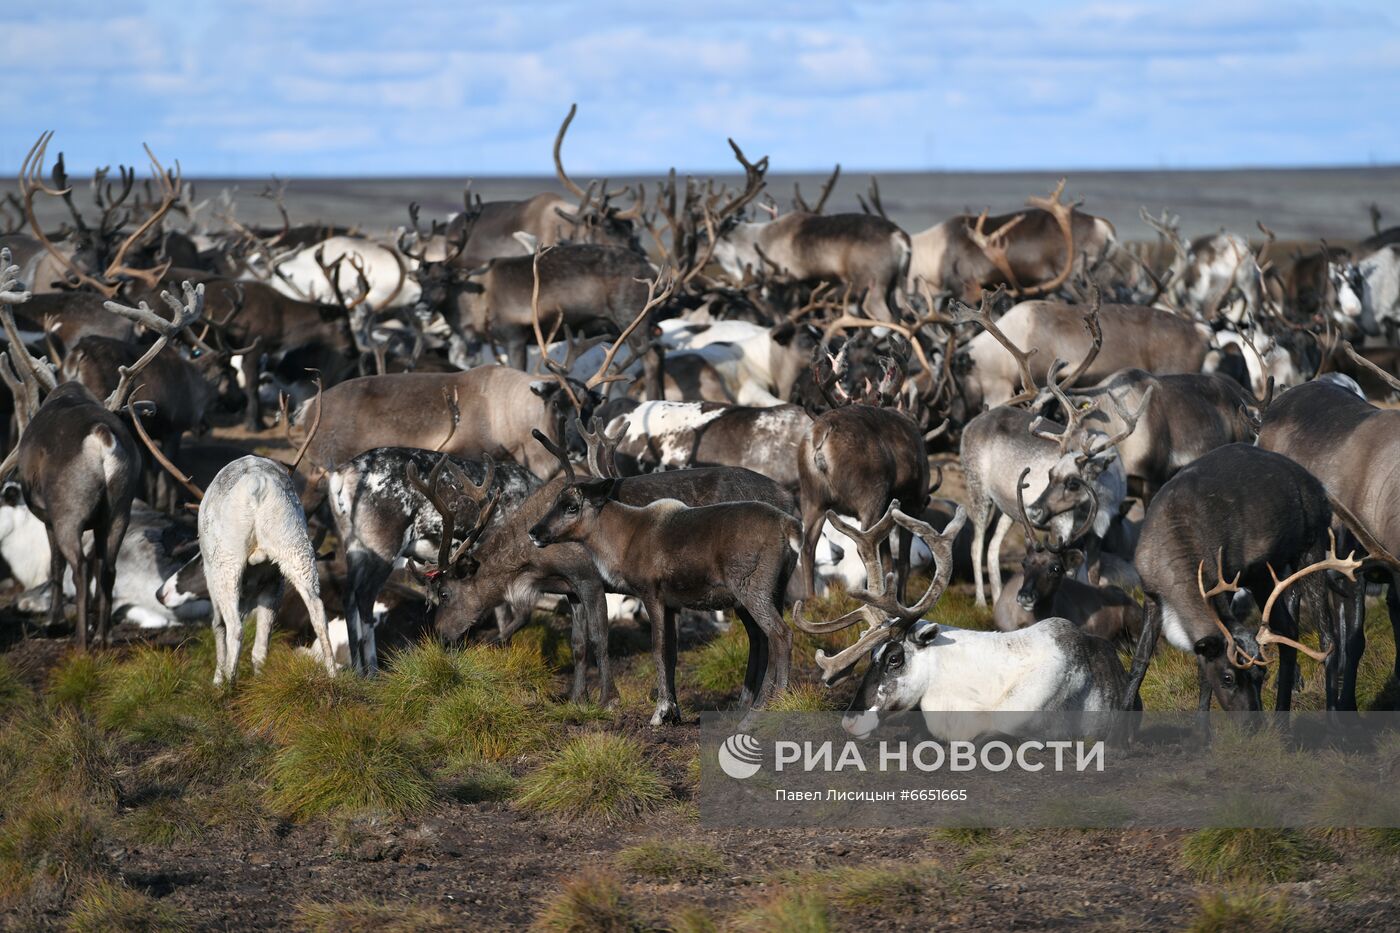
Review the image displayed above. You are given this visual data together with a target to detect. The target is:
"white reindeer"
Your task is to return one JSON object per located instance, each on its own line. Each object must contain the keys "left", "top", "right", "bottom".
{"left": 165, "top": 456, "right": 334, "bottom": 685}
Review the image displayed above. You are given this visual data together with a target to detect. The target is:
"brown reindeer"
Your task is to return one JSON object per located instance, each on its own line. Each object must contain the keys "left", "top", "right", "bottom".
{"left": 527, "top": 453, "right": 800, "bottom": 725}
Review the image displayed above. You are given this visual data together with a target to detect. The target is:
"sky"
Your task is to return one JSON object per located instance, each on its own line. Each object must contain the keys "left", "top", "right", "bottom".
{"left": 3, "top": 1, "right": 1398, "bottom": 177}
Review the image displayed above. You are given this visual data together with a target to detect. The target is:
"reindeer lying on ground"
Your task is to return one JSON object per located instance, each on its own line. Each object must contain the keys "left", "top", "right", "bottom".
{"left": 791, "top": 501, "right": 1127, "bottom": 734}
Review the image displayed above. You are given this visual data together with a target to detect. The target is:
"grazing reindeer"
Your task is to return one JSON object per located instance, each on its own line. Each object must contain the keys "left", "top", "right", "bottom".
{"left": 166, "top": 455, "right": 336, "bottom": 685}
{"left": 994, "top": 469, "right": 1142, "bottom": 642}
{"left": 419, "top": 427, "right": 796, "bottom": 706}
{"left": 1258, "top": 360, "right": 1400, "bottom": 707}
{"left": 527, "top": 450, "right": 800, "bottom": 725}
{"left": 1124, "top": 444, "right": 1345, "bottom": 711}
{"left": 328, "top": 447, "right": 539, "bottom": 674}
{"left": 1328, "top": 244, "right": 1400, "bottom": 341}
{"left": 791, "top": 501, "right": 1126, "bottom": 728}
{"left": 961, "top": 365, "right": 1138, "bottom": 607}
{"left": 1139, "top": 209, "right": 1264, "bottom": 322}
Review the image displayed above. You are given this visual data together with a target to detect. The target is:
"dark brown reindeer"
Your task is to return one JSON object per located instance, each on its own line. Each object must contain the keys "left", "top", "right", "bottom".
{"left": 994, "top": 468, "right": 1142, "bottom": 642}
{"left": 1125, "top": 443, "right": 1351, "bottom": 711}
{"left": 909, "top": 179, "right": 1115, "bottom": 303}
{"left": 527, "top": 437, "right": 800, "bottom": 724}
{"left": 1258, "top": 352, "right": 1400, "bottom": 708}
{"left": 417, "top": 426, "right": 797, "bottom": 707}
{"left": 0, "top": 258, "right": 205, "bottom": 648}
{"left": 797, "top": 348, "right": 930, "bottom": 599}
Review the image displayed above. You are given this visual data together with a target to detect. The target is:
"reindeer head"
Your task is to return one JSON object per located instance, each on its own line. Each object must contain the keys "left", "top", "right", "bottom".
{"left": 1012, "top": 467, "right": 1092, "bottom": 612}
{"left": 403, "top": 453, "right": 502, "bottom": 639}
{"left": 1192, "top": 538, "right": 1360, "bottom": 711}
{"left": 527, "top": 477, "right": 615, "bottom": 548}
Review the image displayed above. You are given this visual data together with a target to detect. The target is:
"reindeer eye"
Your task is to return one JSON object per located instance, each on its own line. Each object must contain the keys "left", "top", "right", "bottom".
{"left": 1065, "top": 478, "right": 1081, "bottom": 492}
{"left": 885, "top": 646, "right": 905, "bottom": 671}
{"left": 1221, "top": 670, "right": 1235, "bottom": 687}
{"left": 565, "top": 503, "right": 578, "bottom": 514}
{"left": 1050, "top": 564, "right": 1061, "bottom": 575}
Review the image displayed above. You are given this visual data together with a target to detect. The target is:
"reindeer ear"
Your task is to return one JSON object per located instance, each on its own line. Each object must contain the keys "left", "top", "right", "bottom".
{"left": 770, "top": 321, "right": 796, "bottom": 345}
{"left": 1193, "top": 634, "right": 1225, "bottom": 660}
{"left": 1064, "top": 549, "right": 1084, "bottom": 572}
{"left": 577, "top": 478, "right": 616, "bottom": 506}
{"left": 910, "top": 619, "right": 939, "bottom": 647}
{"left": 0, "top": 483, "right": 21, "bottom": 507}
{"left": 529, "top": 380, "right": 556, "bottom": 400}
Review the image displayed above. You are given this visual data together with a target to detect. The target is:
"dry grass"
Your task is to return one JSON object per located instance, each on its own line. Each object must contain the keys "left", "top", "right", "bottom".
{"left": 293, "top": 897, "right": 456, "bottom": 932}
{"left": 64, "top": 877, "right": 192, "bottom": 932}
{"left": 1185, "top": 887, "right": 1303, "bottom": 933}
{"left": 531, "top": 870, "right": 648, "bottom": 932}
{"left": 614, "top": 838, "right": 727, "bottom": 882}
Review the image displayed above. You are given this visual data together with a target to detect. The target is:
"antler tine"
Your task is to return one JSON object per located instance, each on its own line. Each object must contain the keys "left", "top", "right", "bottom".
{"left": 1027, "top": 360, "right": 1081, "bottom": 452}
{"left": 531, "top": 427, "right": 576, "bottom": 482}
{"left": 1087, "top": 384, "right": 1154, "bottom": 457}
{"left": 406, "top": 454, "right": 456, "bottom": 571}
{"left": 286, "top": 374, "right": 323, "bottom": 473}
{"left": 810, "top": 614, "right": 902, "bottom": 684}
{"left": 712, "top": 138, "right": 769, "bottom": 225}
{"left": 444, "top": 456, "right": 500, "bottom": 564}
{"left": 966, "top": 209, "right": 1027, "bottom": 291}
{"left": 553, "top": 103, "right": 588, "bottom": 200}
{"left": 887, "top": 505, "right": 967, "bottom": 619}
{"left": 579, "top": 416, "right": 622, "bottom": 479}
{"left": 128, "top": 398, "right": 205, "bottom": 501}
{"left": 434, "top": 386, "right": 462, "bottom": 452}
{"left": 950, "top": 285, "right": 1040, "bottom": 405}
{"left": 102, "top": 280, "right": 205, "bottom": 412}
{"left": 102, "top": 143, "right": 179, "bottom": 290}
{"left": 1013, "top": 467, "right": 1040, "bottom": 544}
{"left": 1047, "top": 286, "right": 1103, "bottom": 390}
{"left": 827, "top": 502, "right": 903, "bottom": 606}
{"left": 1255, "top": 530, "right": 1359, "bottom": 663}
{"left": 1197, "top": 548, "right": 1242, "bottom": 601}
{"left": 1342, "top": 342, "right": 1400, "bottom": 396}
{"left": 582, "top": 267, "right": 678, "bottom": 391}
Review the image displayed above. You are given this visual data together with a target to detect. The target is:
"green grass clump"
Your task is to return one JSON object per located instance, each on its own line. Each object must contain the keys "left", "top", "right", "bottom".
{"left": 443, "top": 762, "right": 518, "bottom": 803}
{"left": 22, "top": 709, "right": 120, "bottom": 806}
{"left": 688, "top": 626, "right": 748, "bottom": 695}
{"left": 531, "top": 870, "right": 646, "bottom": 933}
{"left": 1181, "top": 826, "right": 1325, "bottom": 883}
{"left": 294, "top": 897, "right": 455, "bottom": 932}
{"left": 64, "top": 877, "right": 191, "bottom": 932}
{"left": 732, "top": 891, "right": 831, "bottom": 933}
{"left": 264, "top": 707, "right": 432, "bottom": 820}
{"left": 1186, "top": 888, "right": 1300, "bottom": 933}
{"left": 776, "top": 860, "right": 954, "bottom": 913}
{"left": 95, "top": 648, "right": 209, "bottom": 739}
{"left": 615, "top": 838, "right": 726, "bottom": 882}
{"left": 516, "top": 733, "right": 668, "bottom": 824}
{"left": 46, "top": 653, "right": 113, "bottom": 712}
{"left": 236, "top": 649, "right": 372, "bottom": 743}
{"left": 189, "top": 779, "right": 274, "bottom": 836}
{"left": 379, "top": 639, "right": 553, "bottom": 722}
{"left": 0, "top": 796, "right": 109, "bottom": 905}
{"left": 422, "top": 683, "right": 549, "bottom": 764}
{"left": 930, "top": 588, "right": 994, "bottom": 631}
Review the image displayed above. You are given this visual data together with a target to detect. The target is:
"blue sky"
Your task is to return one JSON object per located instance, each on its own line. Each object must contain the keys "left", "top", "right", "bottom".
{"left": 5, "top": 1, "right": 1397, "bottom": 176}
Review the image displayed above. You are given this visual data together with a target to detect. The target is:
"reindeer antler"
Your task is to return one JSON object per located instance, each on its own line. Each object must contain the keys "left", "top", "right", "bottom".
{"left": 1255, "top": 532, "right": 1360, "bottom": 664}
{"left": 793, "top": 501, "right": 967, "bottom": 684}
{"left": 950, "top": 285, "right": 1041, "bottom": 405}
{"left": 101, "top": 281, "right": 206, "bottom": 412}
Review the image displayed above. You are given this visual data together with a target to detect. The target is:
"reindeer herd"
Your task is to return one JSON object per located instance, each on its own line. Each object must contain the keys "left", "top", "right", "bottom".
{"left": 1, "top": 107, "right": 1399, "bottom": 728}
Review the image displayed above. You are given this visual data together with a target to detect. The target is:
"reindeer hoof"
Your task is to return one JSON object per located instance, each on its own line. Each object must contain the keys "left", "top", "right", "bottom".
{"left": 650, "top": 702, "right": 682, "bottom": 726}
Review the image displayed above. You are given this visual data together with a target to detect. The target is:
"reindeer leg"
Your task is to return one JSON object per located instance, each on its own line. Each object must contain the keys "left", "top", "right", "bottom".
{"left": 987, "top": 512, "right": 1014, "bottom": 607}
{"left": 216, "top": 576, "right": 246, "bottom": 685}
{"left": 1334, "top": 572, "right": 1366, "bottom": 712}
{"left": 751, "top": 594, "right": 791, "bottom": 707}
{"left": 209, "top": 599, "right": 228, "bottom": 687}
{"left": 896, "top": 525, "right": 913, "bottom": 604}
{"left": 344, "top": 547, "right": 390, "bottom": 675}
{"left": 1270, "top": 594, "right": 1301, "bottom": 712}
{"left": 289, "top": 569, "right": 335, "bottom": 677}
{"left": 44, "top": 526, "right": 65, "bottom": 634}
{"left": 1123, "top": 595, "right": 1162, "bottom": 710}
{"left": 582, "top": 582, "right": 613, "bottom": 707}
{"left": 240, "top": 341, "right": 263, "bottom": 431}
{"left": 799, "top": 501, "right": 826, "bottom": 599}
{"left": 1388, "top": 575, "right": 1400, "bottom": 683}
{"left": 733, "top": 606, "right": 763, "bottom": 708}
{"left": 568, "top": 592, "right": 588, "bottom": 703}
{"left": 250, "top": 597, "right": 276, "bottom": 676}
{"left": 971, "top": 503, "right": 990, "bottom": 607}
{"left": 645, "top": 595, "right": 680, "bottom": 725}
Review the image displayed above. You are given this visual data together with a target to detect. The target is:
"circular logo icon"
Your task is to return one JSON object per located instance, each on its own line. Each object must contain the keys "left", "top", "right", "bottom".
{"left": 717, "top": 733, "right": 763, "bottom": 779}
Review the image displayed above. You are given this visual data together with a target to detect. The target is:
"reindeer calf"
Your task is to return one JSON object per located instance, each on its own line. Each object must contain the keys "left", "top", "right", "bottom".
{"left": 528, "top": 478, "right": 799, "bottom": 725}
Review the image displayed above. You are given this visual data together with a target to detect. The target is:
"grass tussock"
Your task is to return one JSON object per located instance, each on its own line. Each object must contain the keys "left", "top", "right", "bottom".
{"left": 118, "top": 797, "right": 201, "bottom": 848}
{"left": 95, "top": 647, "right": 210, "bottom": 739}
{"left": 687, "top": 625, "right": 748, "bottom": 696}
{"left": 264, "top": 706, "right": 431, "bottom": 820}
{"left": 46, "top": 653, "right": 113, "bottom": 712}
{"left": 615, "top": 838, "right": 726, "bottom": 882}
{"left": 1186, "top": 888, "right": 1301, "bottom": 933}
{"left": 294, "top": 897, "right": 456, "bottom": 933}
{"left": 516, "top": 733, "right": 668, "bottom": 824}
{"left": 531, "top": 870, "right": 647, "bottom": 933}
{"left": 22, "top": 709, "right": 120, "bottom": 806}
{"left": 0, "top": 795, "right": 109, "bottom": 906}
{"left": 1181, "top": 826, "right": 1326, "bottom": 883}
{"left": 731, "top": 890, "right": 831, "bottom": 932}
{"left": 64, "top": 877, "right": 192, "bottom": 932}
{"left": 0, "top": 658, "right": 31, "bottom": 718}
{"left": 777, "top": 859, "right": 954, "bottom": 912}
{"left": 422, "top": 683, "right": 549, "bottom": 764}
{"left": 379, "top": 638, "right": 552, "bottom": 716}
{"left": 236, "top": 649, "right": 372, "bottom": 743}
